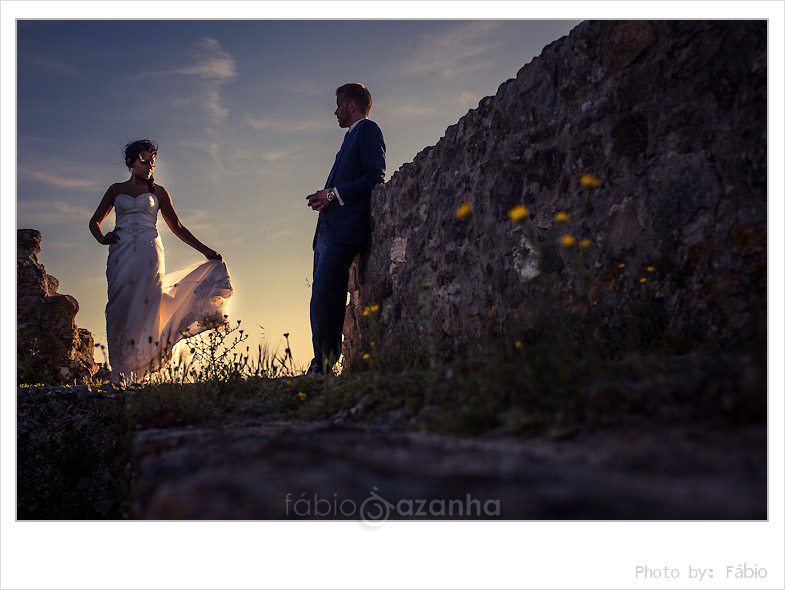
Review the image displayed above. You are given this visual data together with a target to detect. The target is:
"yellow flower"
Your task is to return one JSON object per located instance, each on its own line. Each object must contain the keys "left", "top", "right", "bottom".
{"left": 618, "top": 263, "right": 626, "bottom": 269}
{"left": 456, "top": 202, "right": 472, "bottom": 219}
{"left": 555, "top": 212, "right": 570, "bottom": 223}
{"left": 370, "top": 341, "right": 376, "bottom": 347}
{"left": 508, "top": 205, "right": 528, "bottom": 222}
{"left": 639, "top": 278, "right": 647, "bottom": 284}
{"left": 561, "top": 234, "right": 576, "bottom": 247}
{"left": 298, "top": 392, "right": 306, "bottom": 401}
{"left": 362, "top": 309, "right": 369, "bottom": 317}
{"left": 580, "top": 175, "right": 600, "bottom": 188}
{"left": 579, "top": 238, "right": 591, "bottom": 249}
{"left": 369, "top": 304, "right": 380, "bottom": 313}
{"left": 362, "top": 353, "right": 371, "bottom": 360}
{"left": 514, "top": 341, "right": 523, "bottom": 349}
{"left": 647, "top": 266, "right": 656, "bottom": 272}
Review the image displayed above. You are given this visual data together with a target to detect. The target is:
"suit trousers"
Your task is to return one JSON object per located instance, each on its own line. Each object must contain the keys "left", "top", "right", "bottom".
{"left": 310, "top": 229, "right": 361, "bottom": 368}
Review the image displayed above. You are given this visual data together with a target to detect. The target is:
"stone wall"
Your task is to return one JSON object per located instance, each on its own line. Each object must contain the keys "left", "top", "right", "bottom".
{"left": 18, "top": 229, "right": 99, "bottom": 383}
{"left": 344, "top": 20, "right": 766, "bottom": 368}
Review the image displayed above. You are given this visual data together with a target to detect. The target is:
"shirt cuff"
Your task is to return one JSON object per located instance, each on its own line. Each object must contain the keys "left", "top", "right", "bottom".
{"left": 332, "top": 187, "right": 345, "bottom": 206}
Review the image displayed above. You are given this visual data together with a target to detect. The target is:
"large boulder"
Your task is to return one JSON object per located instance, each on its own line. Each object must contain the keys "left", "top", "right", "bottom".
{"left": 17, "top": 229, "right": 99, "bottom": 384}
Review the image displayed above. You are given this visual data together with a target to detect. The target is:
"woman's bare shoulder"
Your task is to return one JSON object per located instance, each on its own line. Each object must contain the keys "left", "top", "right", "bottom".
{"left": 99, "top": 182, "right": 125, "bottom": 204}
{"left": 154, "top": 184, "right": 171, "bottom": 201}
{"left": 106, "top": 182, "right": 127, "bottom": 197}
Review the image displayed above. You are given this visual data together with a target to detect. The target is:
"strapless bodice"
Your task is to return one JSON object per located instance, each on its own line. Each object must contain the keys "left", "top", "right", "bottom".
{"left": 114, "top": 193, "right": 159, "bottom": 230}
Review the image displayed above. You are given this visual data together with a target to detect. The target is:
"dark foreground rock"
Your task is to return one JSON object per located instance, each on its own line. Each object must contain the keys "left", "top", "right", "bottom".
{"left": 129, "top": 418, "right": 765, "bottom": 520}
{"left": 17, "top": 385, "right": 128, "bottom": 519}
{"left": 17, "top": 379, "right": 765, "bottom": 520}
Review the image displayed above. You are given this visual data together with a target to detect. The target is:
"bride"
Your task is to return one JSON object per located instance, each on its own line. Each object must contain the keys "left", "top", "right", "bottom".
{"left": 89, "top": 139, "right": 232, "bottom": 384}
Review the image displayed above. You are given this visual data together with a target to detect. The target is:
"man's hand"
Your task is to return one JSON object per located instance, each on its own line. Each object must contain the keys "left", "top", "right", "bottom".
{"left": 306, "top": 189, "right": 332, "bottom": 212}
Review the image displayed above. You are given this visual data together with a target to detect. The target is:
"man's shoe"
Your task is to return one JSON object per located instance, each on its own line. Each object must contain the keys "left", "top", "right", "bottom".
{"left": 305, "top": 359, "right": 323, "bottom": 376}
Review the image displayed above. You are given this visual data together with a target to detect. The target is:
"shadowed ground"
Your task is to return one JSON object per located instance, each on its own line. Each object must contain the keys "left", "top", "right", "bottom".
{"left": 130, "top": 417, "right": 765, "bottom": 520}
{"left": 18, "top": 352, "right": 766, "bottom": 520}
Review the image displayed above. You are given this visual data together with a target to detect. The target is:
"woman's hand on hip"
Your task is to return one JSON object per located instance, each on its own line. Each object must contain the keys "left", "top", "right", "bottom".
{"left": 101, "top": 230, "right": 120, "bottom": 245}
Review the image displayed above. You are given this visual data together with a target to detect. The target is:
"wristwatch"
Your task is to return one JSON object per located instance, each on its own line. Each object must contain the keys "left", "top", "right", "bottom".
{"left": 326, "top": 190, "right": 336, "bottom": 203}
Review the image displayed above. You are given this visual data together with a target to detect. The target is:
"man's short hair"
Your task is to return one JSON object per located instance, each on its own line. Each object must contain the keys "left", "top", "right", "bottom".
{"left": 336, "top": 83, "right": 372, "bottom": 116}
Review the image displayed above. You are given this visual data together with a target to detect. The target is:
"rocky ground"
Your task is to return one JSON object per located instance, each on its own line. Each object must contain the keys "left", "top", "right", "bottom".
{"left": 17, "top": 385, "right": 126, "bottom": 519}
{"left": 129, "top": 414, "right": 765, "bottom": 520}
{"left": 18, "top": 371, "right": 766, "bottom": 521}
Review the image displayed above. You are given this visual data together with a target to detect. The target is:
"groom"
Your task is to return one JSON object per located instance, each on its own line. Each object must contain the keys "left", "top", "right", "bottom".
{"left": 306, "top": 83, "right": 386, "bottom": 375}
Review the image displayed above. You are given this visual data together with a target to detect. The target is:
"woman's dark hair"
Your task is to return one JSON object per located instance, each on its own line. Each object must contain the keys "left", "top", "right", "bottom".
{"left": 124, "top": 139, "right": 158, "bottom": 193}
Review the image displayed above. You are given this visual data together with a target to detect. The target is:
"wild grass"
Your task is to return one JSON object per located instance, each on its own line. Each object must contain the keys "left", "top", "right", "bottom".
{"left": 81, "top": 173, "right": 766, "bottom": 436}
{"left": 123, "top": 341, "right": 764, "bottom": 437}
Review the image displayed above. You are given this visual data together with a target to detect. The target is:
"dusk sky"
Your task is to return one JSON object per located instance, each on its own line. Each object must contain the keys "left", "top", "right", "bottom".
{"left": 3, "top": 2, "right": 784, "bottom": 589}
{"left": 15, "top": 17, "right": 581, "bottom": 369}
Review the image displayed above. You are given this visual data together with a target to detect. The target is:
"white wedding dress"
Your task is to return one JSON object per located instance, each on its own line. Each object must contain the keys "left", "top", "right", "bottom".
{"left": 105, "top": 193, "right": 232, "bottom": 383}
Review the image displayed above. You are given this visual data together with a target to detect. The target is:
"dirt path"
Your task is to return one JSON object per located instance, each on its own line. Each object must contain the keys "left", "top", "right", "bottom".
{"left": 129, "top": 417, "right": 766, "bottom": 520}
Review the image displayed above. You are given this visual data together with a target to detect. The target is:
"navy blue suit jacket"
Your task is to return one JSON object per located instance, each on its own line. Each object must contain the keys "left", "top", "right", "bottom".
{"left": 314, "top": 118, "right": 386, "bottom": 248}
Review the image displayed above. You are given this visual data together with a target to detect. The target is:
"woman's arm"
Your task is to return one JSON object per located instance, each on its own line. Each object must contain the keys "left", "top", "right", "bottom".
{"left": 158, "top": 186, "right": 223, "bottom": 261}
{"left": 89, "top": 185, "right": 120, "bottom": 245}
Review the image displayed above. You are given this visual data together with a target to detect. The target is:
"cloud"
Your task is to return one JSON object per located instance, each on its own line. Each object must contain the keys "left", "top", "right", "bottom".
{"left": 201, "top": 88, "right": 229, "bottom": 123}
{"left": 397, "top": 21, "right": 504, "bottom": 80}
{"left": 18, "top": 165, "right": 101, "bottom": 190}
{"left": 244, "top": 114, "right": 334, "bottom": 133}
{"left": 144, "top": 37, "right": 237, "bottom": 82}
{"left": 382, "top": 103, "right": 440, "bottom": 122}
{"left": 457, "top": 91, "right": 481, "bottom": 106}
{"left": 379, "top": 91, "right": 484, "bottom": 124}
{"left": 20, "top": 56, "right": 81, "bottom": 77}
{"left": 260, "top": 150, "right": 287, "bottom": 162}
{"left": 256, "top": 145, "right": 316, "bottom": 174}
{"left": 46, "top": 240, "right": 82, "bottom": 250}
{"left": 176, "top": 208, "right": 210, "bottom": 223}
{"left": 278, "top": 79, "right": 328, "bottom": 97}
{"left": 172, "top": 209, "right": 243, "bottom": 242}
{"left": 224, "top": 143, "right": 312, "bottom": 169}
{"left": 266, "top": 229, "right": 293, "bottom": 241}
{"left": 141, "top": 37, "right": 237, "bottom": 123}
{"left": 17, "top": 199, "right": 94, "bottom": 226}
{"left": 173, "top": 38, "right": 237, "bottom": 81}
{"left": 85, "top": 274, "right": 108, "bottom": 286}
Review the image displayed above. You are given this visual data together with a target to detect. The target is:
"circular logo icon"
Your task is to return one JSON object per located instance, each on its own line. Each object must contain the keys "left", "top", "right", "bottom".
{"left": 359, "top": 487, "right": 393, "bottom": 526}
